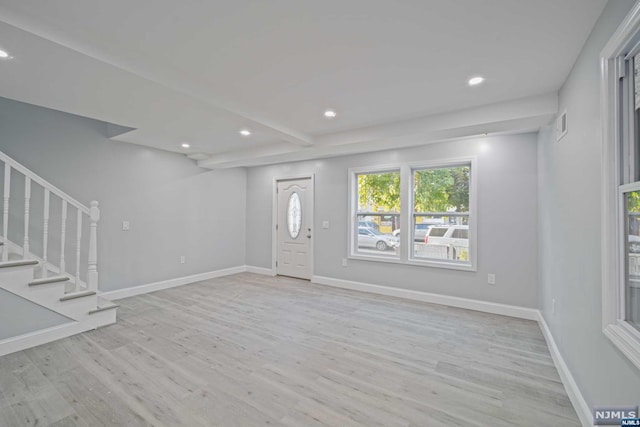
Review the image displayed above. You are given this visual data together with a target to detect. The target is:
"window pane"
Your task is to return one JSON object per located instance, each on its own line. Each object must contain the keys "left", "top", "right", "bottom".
{"left": 286, "top": 192, "right": 302, "bottom": 239}
{"left": 428, "top": 227, "right": 448, "bottom": 238}
{"left": 413, "top": 165, "right": 470, "bottom": 262}
{"left": 356, "top": 171, "right": 400, "bottom": 257}
{"left": 634, "top": 56, "right": 640, "bottom": 182}
{"left": 626, "top": 190, "right": 640, "bottom": 330}
{"left": 452, "top": 229, "right": 468, "bottom": 239}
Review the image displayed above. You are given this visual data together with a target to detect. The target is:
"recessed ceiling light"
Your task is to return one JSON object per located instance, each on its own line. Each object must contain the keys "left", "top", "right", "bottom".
{"left": 324, "top": 109, "right": 337, "bottom": 119}
{"left": 239, "top": 129, "right": 251, "bottom": 137}
{"left": 0, "top": 49, "right": 10, "bottom": 59}
{"left": 468, "top": 76, "right": 485, "bottom": 86}
{"left": 181, "top": 143, "right": 190, "bottom": 148}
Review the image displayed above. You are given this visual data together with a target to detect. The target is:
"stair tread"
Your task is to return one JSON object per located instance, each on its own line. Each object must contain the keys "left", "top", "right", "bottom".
{"left": 60, "top": 290, "right": 96, "bottom": 302}
{"left": 89, "top": 301, "right": 119, "bottom": 314}
{"left": 29, "top": 276, "right": 70, "bottom": 286}
{"left": 0, "top": 259, "right": 38, "bottom": 269}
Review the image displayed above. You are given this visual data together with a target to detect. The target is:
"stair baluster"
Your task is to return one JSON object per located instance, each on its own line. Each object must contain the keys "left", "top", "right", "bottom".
{"left": 60, "top": 200, "right": 67, "bottom": 275}
{"left": 87, "top": 201, "right": 99, "bottom": 293}
{"left": 42, "top": 189, "right": 50, "bottom": 278}
{"left": 23, "top": 177, "right": 30, "bottom": 257}
{"left": 3, "top": 164, "right": 10, "bottom": 262}
{"left": 76, "top": 209, "right": 82, "bottom": 288}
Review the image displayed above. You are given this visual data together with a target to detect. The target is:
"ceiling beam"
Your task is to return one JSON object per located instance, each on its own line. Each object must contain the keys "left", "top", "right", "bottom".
{"left": 198, "top": 93, "right": 558, "bottom": 169}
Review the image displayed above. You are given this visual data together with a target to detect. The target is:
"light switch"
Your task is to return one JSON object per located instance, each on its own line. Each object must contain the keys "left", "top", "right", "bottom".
{"left": 122, "top": 221, "right": 130, "bottom": 231}
{"left": 322, "top": 221, "right": 329, "bottom": 229}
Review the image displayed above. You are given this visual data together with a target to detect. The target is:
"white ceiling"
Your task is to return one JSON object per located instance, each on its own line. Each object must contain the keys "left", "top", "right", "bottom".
{"left": 0, "top": 0, "right": 606, "bottom": 168}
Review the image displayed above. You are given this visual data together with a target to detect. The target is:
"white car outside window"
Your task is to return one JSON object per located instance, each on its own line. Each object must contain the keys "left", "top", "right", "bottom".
{"left": 358, "top": 227, "right": 399, "bottom": 251}
{"left": 424, "top": 225, "right": 469, "bottom": 246}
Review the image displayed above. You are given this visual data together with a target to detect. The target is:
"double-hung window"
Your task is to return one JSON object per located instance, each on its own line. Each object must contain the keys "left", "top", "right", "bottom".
{"left": 351, "top": 169, "right": 401, "bottom": 260}
{"left": 349, "top": 159, "right": 476, "bottom": 271}
{"left": 410, "top": 163, "right": 472, "bottom": 267}
{"left": 602, "top": 6, "right": 640, "bottom": 370}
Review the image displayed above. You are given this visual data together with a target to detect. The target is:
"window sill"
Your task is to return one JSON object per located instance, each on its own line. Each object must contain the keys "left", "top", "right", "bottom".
{"left": 604, "top": 322, "right": 640, "bottom": 371}
{"left": 407, "top": 258, "right": 476, "bottom": 272}
{"left": 349, "top": 253, "right": 403, "bottom": 265}
{"left": 348, "top": 253, "right": 476, "bottom": 272}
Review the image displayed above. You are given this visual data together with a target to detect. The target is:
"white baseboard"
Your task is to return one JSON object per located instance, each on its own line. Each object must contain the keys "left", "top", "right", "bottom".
{"left": 0, "top": 316, "right": 112, "bottom": 357}
{"left": 537, "top": 312, "right": 591, "bottom": 427}
{"left": 245, "top": 265, "right": 275, "bottom": 275}
{"left": 100, "top": 265, "right": 247, "bottom": 300}
{"left": 311, "top": 275, "right": 539, "bottom": 320}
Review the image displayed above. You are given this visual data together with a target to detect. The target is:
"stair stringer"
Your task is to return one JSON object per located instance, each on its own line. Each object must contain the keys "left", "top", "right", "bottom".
{"left": 0, "top": 262, "right": 113, "bottom": 323}
{"left": 0, "top": 260, "right": 117, "bottom": 356}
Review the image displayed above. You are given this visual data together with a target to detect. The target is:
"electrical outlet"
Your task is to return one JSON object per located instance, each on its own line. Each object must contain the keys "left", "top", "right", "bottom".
{"left": 342, "top": 258, "right": 348, "bottom": 267}
{"left": 322, "top": 221, "right": 330, "bottom": 229}
{"left": 122, "top": 220, "right": 130, "bottom": 231}
{"left": 180, "top": 255, "right": 186, "bottom": 264}
{"left": 487, "top": 273, "right": 496, "bottom": 285}
{"left": 552, "top": 298, "right": 556, "bottom": 314}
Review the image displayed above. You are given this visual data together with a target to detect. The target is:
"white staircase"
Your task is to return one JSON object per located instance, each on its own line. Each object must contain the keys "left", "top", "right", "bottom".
{"left": 0, "top": 151, "right": 117, "bottom": 356}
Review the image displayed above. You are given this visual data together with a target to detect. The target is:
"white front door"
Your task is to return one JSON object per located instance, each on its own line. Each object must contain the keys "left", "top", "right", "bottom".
{"left": 276, "top": 178, "right": 312, "bottom": 279}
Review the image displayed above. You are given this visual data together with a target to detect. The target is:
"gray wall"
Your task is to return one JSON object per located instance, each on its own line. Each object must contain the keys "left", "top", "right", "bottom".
{"left": 0, "top": 288, "right": 70, "bottom": 340}
{"left": 538, "top": 0, "right": 640, "bottom": 408}
{"left": 0, "top": 97, "right": 247, "bottom": 292}
{"left": 247, "top": 133, "right": 539, "bottom": 308}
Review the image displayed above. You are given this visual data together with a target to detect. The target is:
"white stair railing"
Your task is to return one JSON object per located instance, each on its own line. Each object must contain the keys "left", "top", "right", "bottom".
{"left": 0, "top": 151, "right": 100, "bottom": 293}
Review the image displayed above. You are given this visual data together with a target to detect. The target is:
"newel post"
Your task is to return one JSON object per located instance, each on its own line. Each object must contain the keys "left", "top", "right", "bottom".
{"left": 87, "top": 200, "right": 100, "bottom": 292}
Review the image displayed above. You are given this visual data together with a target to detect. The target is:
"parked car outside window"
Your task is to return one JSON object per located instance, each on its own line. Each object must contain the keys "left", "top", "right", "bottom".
{"left": 423, "top": 225, "right": 469, "bottom": 260}
{"left": 424, "top": 225, "right": 468, "bottom": 245}
{"left": 358, "top": 227, "right": 399, "bottom": 251}
{"left": 393, "top": 221, "right": 444, "bottom": 241}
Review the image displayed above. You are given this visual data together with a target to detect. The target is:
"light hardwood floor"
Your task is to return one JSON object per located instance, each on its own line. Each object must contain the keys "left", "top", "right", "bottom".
{"left": 0, "top": 273, "right": 579, "bottom": 426}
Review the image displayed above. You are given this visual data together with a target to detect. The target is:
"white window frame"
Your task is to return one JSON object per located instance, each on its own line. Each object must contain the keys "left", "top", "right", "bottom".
{"left": 348, "top": 157, "right": 477, "bottom": 271}
{"left": 348, "top": 164, "right": 403, "bottom": 263}
{"left": 601, "top": 1, "right": 640, "bottom": 371}
{"left": 407, "top": 158, "right": 477, "bottom": 271}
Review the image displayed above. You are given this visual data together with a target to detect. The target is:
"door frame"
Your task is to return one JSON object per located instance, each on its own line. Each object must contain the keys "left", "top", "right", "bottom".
{"left": 272, "top": 175, "right": 315, "bottom": 278}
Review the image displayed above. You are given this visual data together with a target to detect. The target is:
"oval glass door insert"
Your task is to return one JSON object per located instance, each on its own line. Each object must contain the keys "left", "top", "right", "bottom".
{"left": 287, "top": 192, "right": 302, "bottom": 239}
